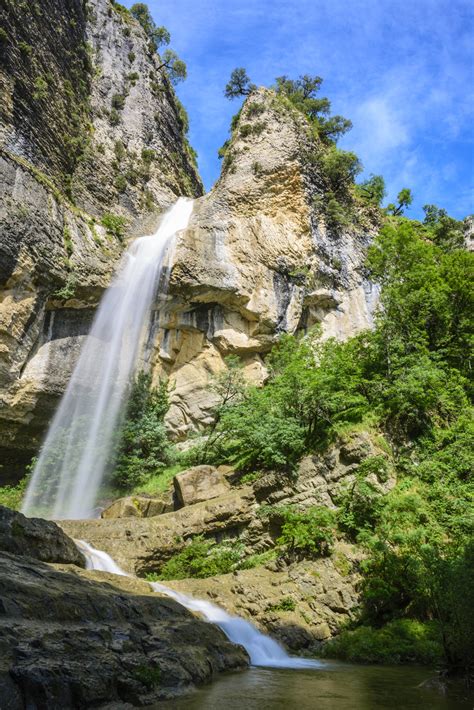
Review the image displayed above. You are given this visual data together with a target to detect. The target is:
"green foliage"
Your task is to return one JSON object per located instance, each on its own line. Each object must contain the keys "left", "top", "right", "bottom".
{"left": 320, "top": 619, "right": 442, "bottom": 665}
{"left": 109, "top": 108, "right": 120, "bottom": 126}
{"left": 274, "top": 74, "right": 352, "bottom": 143}
{"left": 130, "top": 3, "right": 170, "bottom": 51}
{"left": 101, "top": 213, "right": 127, "bottom": 240}
{"left": 386, "top": 188, "right": 413, "bottom": 215}
{"left": 114, "top": 174, "right": 127, "bottom": 192}
{"left": 111, "top": 93, "right": 125, "bottom": 110}
{"left": 356, "top": 174, "right": 386, "bottom": 205}
{"left": 141, "top": 148, "right": 156, "bottom": 163}
{"left": 276, "top": 506, "right": 335, "bottom": 558}
{"left": 0, "top": 477, "right": 29, "bottom": 510}
{"left": 322, "top": 146, "right": 362, "bottom": 196}
{"left": 32, "top": 76, "right": 48, "bottom": 100}
{"left": 239, "top": 121, "right": 266, "bottom": 138}
{"left": 127, "top": 51, "right": 136, "bottom": 63}
{"left": 154, "top": 535, "right": 244, "bottom": 580}
{"left": 112, "top": 372, "right": 174, "bottom": 490}
{"left": 157, "top": 49, "right": 187, "bottom": 85}
{"left": 268, "top": 596, "right": 296, "bottom": 612}
{"left": 53, "top": 274, "right": 77, "bottom": 300}
{"left": 224, "top": 68, "right": 256, "bottom": 99}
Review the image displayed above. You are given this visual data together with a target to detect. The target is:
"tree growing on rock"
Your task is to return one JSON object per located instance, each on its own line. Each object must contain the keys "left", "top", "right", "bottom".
{"left": 130, "top": 3, "right": 186, "bottom": 84}
{"left": 386, "top": 188, "right": 413, "bottom": 216}
{"left": 274, "top": 74, "right": 352, "bottom": 143}
{"left": 224, "top": 68, "right": 256, "bottom": 98}
{"left": 130, "top": 3, "right": 170, "bottom": 50}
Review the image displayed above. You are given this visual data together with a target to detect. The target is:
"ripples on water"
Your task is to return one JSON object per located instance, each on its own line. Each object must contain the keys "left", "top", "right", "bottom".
{"left": 154, "top": 664, "right": 473, "bottom": 710}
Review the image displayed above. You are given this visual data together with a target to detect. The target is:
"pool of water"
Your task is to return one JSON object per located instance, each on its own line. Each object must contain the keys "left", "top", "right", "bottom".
{"left": 155, "top": 662, "right": 473, "bottom": 709}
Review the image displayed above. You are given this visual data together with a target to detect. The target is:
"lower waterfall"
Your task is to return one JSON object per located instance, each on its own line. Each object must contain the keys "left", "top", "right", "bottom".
{"left": 77, "top": 540, "right": 321, "bottom": 670}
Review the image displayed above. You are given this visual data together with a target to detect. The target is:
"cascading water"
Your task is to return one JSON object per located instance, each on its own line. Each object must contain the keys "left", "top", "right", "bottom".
{"left": 22, "top": 198, "right": 194, "bottom": 520}
{"left": 77, "top": 540, "right": 322, "bottom": 670}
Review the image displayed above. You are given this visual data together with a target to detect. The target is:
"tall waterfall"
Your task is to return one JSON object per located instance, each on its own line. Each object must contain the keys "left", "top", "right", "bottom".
{"left": 22, "top": 198, "right": 194, "bottom": 520}
{"left": 77, "top": 540, "right": 321, "bottom": 670}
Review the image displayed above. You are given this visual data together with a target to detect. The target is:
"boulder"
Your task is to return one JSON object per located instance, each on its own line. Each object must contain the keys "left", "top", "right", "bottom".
{"left": 0, "top": 505, "right": 84, "bottom": 567}
{"left": 174, "top": 465, "right": 230, "bottom": 507}
{"left": 0, "top": 551, "right": 248, "bottom": 707}
{"left": 101, "top": 493, "right": 174, "bottom": 519}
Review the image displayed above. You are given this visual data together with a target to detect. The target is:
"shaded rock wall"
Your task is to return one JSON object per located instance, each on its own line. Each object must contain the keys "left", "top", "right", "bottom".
{"left": 0, "top": 0, "right": 202, "bottom": 478}
{"left": 0, "top": 506, "right": 247, "bottom": 708}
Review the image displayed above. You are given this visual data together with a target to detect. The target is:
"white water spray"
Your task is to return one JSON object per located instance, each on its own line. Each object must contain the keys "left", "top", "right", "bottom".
{"left": 77, "top": 540, "right": 322, "bottom": 670}
{"left": 22, "top": 198, "right": 193, "bottom": 520}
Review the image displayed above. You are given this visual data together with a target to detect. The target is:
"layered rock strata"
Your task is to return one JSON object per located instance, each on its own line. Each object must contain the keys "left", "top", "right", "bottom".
{"left": 0, "top": 0, "right": 202, "bottom": 478}
{"left": 0, "top": 506, "right": 248, "bottom": 707}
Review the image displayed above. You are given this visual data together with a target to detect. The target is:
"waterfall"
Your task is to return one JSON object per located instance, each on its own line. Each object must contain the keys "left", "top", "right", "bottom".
{"left": 77, "top": 540, "right": 322, "bottom": 670}
{"left": 22, "top": 198, "right": 194, "bottom": 520}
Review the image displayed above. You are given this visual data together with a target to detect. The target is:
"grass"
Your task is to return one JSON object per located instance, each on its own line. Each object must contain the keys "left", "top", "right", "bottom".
{"left": 131, "top": 464, "right": 185, "bottom": 496}
{"left": 0, "top": 477, "right": 28, "bottom": 510}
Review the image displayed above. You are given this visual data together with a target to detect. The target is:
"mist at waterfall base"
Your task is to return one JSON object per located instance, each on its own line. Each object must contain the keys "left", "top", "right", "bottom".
{"left": 22, "top": 198, "right": 194, "bottom": 520}
{"left": 77, "top": 540, "right": 322, "bottom": 670}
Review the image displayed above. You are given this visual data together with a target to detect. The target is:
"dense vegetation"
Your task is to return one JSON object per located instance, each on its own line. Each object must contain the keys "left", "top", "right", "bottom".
{"left": 180, "top": 208, "right": 472, "bottom": 674}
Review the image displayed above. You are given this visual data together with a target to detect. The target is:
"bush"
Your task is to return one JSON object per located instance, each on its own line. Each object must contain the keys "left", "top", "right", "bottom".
{"left": 320, "top": 619, "right": 442, "bottom": 665}
{"left": 152, "top": 535, "right": 244, "bottom": 580}
{"left": 111, "top": 93, "right": 125, "bottom": 110}
{"left": 0, "top": 477, "right": 29, "bottom": 510}
{"left": 112, "top": 372, "right": 174, "bottom": 490}
{"left": 276, "top": 506, "right": 335, "bottom": 558}
{"left": 101, "top": 213, "right": 127, "bottom": 240}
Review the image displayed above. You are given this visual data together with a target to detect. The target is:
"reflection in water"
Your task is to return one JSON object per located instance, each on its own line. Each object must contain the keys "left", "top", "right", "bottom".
{"left": 155, "top": 664, "right": 473, "bottom": 710}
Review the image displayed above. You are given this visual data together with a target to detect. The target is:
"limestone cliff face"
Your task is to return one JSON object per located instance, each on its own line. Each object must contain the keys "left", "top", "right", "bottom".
{"left": 153, "top": 89, "right": 379, "bottom": 437}
{"left": 0, "top": 0, "right": 202, "bottom": 479}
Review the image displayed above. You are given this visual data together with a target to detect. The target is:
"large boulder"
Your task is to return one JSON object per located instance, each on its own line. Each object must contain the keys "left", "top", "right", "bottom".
{"left": 173, "top": 465, "right": 231, "bottom": 507}
{"left": 0, "top": 551, "right": 248, "bottom": 708}
{"left": 0, "top": 505, "right": 85, "bottom": 567}
{"left": 101, "top": 493, "right": 174, "bottom": 519}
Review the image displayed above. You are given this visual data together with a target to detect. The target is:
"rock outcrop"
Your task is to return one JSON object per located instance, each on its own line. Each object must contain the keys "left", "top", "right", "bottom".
{"left": 1, "top": 5, "right": 380, "bottom": 474}
{"left": 61, "top": 431, "right": 392, "bottom": 650}
{"left": 0, "top": 504, "right": 84, "bottom": 566}
{"left": 0, "top": 506, "right": 248, "bottom": 707}
{"left": 152, "top": 89, "right": 380, "bottom": 437}
{"left": 0, "top": 0, "right": 202, "bottom": 479}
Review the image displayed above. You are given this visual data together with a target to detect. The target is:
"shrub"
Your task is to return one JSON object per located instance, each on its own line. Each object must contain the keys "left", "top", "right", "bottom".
{"left": 112, "top": 372, "right": 174, "bottom": 490}
{"left": 114, "top": 174, "right": 127, "bottom": 192}
{"left": 141, "top": 148, "right": 156, "bottom": 163}
{"left": 154, "top": 535, "right": 244, "bottom": 580}
{"left": 111, "top": 93, "right": 126, "bottom": 110}
{"left": 276, "top": 506, "right": 336, "bottom": 558}
{"left": 127, "top": 51, "right": 136, "bottom": 63}
{"left": 109, "top": 108, "right": 120, "bottom": 125}
{"left": 0, "top": 477, "right": 29, "bottom": 510}
{"left": 101, "top": 213, "right": 127, "bottom": 240}
{"left": 320, "top": 620, "right": 442, "bottom": 665}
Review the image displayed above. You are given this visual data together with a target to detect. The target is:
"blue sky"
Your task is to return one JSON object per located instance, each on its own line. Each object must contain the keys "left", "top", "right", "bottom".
{"left": 126, "top": 0, "right": 474, "bottom": 219}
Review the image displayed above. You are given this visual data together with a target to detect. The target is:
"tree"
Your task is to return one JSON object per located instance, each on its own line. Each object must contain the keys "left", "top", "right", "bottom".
{"left": 357, "top": 174, "right": 386, "bottom": 205}
{"left": 157, "top": 49, "right": 187, "bottom": 84}
{"left": 386, "top": 188, "right": 413, "bottom": 216}
{"left": 113, "top": 372, "right": 173, "bottom": 489}
{"left": 130, "top": 3, "right": 170, "bottom": 50}
{"left": 274, "top": 74, "right": 352, "bottom": 142}
{"left": 224, "top": 68, "right": 256, "bottom": 99}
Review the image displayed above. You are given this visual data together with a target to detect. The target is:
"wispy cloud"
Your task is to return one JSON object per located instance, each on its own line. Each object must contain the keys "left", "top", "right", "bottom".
{"left": 131, "top": 0, "right": 474, "bottom": 217}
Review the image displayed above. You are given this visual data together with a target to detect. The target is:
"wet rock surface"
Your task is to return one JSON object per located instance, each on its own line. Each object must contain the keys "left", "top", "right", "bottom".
{"left": 0, "top": 506, "right": 248, "bottom": 708}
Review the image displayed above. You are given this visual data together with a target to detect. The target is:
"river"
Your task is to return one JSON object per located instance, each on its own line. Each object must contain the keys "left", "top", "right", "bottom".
{"left": 154, "top": 663, "right": 472, "bottom": 709}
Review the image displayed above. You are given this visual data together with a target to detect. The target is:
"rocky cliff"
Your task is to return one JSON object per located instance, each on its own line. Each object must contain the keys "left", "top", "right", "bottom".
{"left": 152, "top": 89, "right": 380, "bottom": 437}
{"left": 0, "top": 1, "right": 379, "bottom": 475}
{"left": 0, "top": 0, "right": 202, "bottom": 480}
